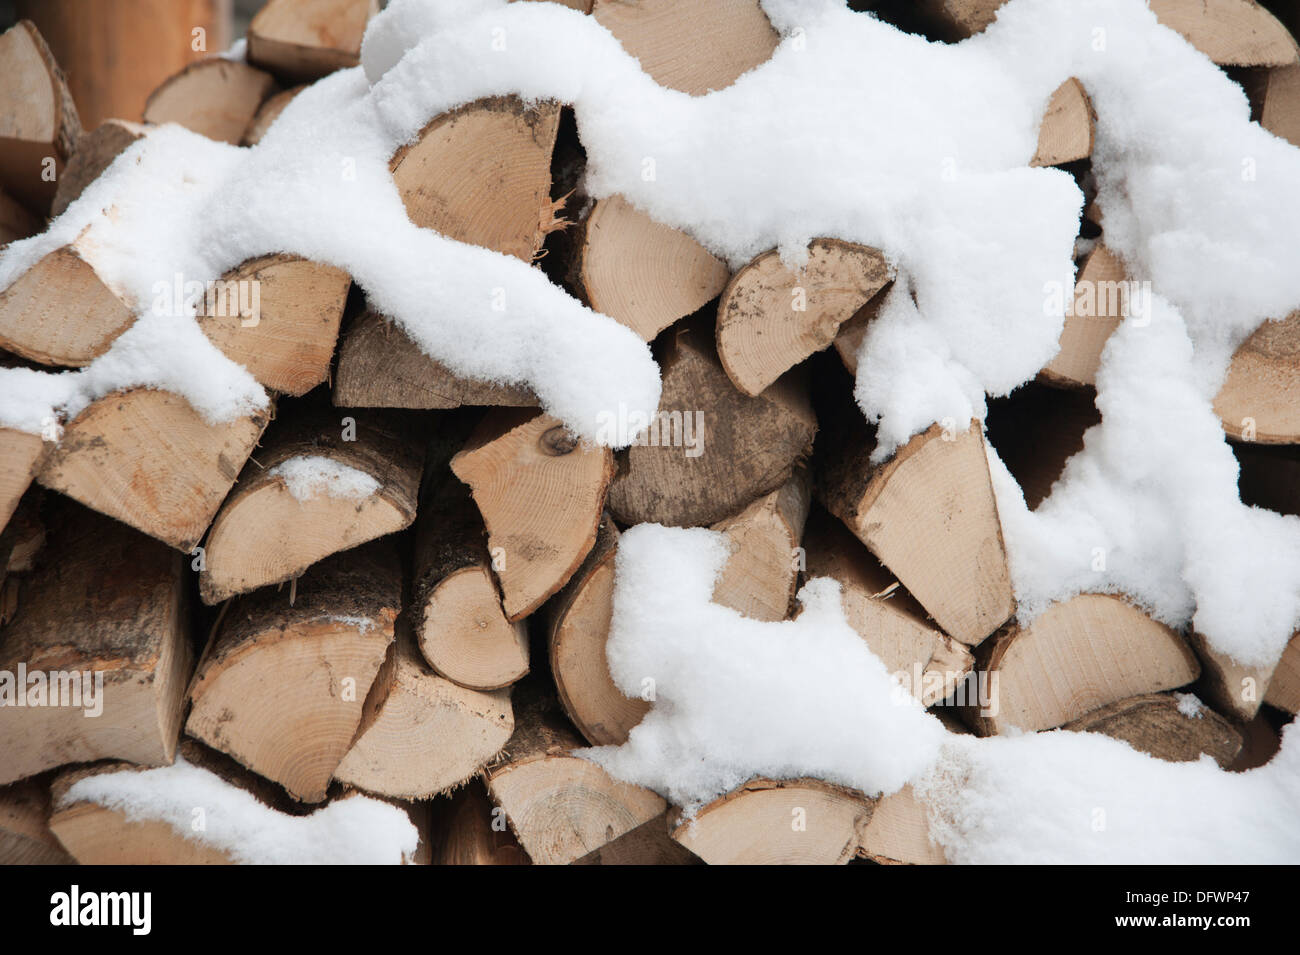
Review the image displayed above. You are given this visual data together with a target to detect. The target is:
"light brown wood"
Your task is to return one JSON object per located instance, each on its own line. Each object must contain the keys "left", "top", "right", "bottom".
{"left": 50, "top": 119, "right": 146, "bottom": 218}
{"left": 1149, "top": 0, "right": 1298, "bottom": 67}
{"left": 415, "top": 436, "right": 528, "bottom": 690}
{"left": 50, "top": 800, "right": 235, "bottom": 865}
{"left": 832, "top": 287, "right": 888, "bottom": 375}
{"left": 0, "top": 245, "right": 135, "bottom": 367}
{"left": 1259, "top": 62, "right": 1300, "bottom": 146}
{"left": 391, "top": 96, "right": 562, "bottom": 263}
{"left": 0, "top": 505, "right": 191, "bottom": 785}
{"left": 143, "top": 58, "right": 277, "bottom": 145}
{"left": 187, "top": 540, "right": 401, "bottom": 802}
{"left": 592, "top": 0, "right": 778, "bottom": 95}
{"left": 0, "top": 20, "right": 81, "bottom": 214}
{"left": 1214, "top": 310, "right": 1300, "bottom": 443}
{"left": 710, "top": 467, "right": 811, "bottom": 622}
{"left": 1040, "top": 244, "right": 1127, "bottom": 388}
{"left": 1, "top": 490, "right": 44, "bottom": 574}
{"left": 1264, "top": 631, "right": 1300, "bottom": 714}
{"left": 16, "top": 0, "right": 232, "bottom": 129}
{"left": 200, "top": 409, "right": 421, "bottom": 603}
{"left": 1187, "top": 631, "right": 1274, "bottom": 722}
{"left": 1031, "top": 77, "right": 1095, "bottom": 167}
{"left": 248, "top": 0, "right": 379, "bottom": 82}
{"left": 572, "top": 195, "right": 730, "bottom": 341}
{"left": 0, "top": 779, "right": 76, "bottom": 864}
{"left": 241, "top": 84, "right": 305, "bottom": 146}
{"left": 609, "top": 321, "right": 818, "bottom": 527}
{"left": 546, "top": 515, "right": 647, "bottom": 746}
{"left": 335, "top": 308, "right": 538, "bottom": 409}
{"left": 717, "top": 240, "right": 891, "bottom": 396}
{"left": 485, "top": 679, "right": 666, "bottom": 865}
{"left": 39, "top": 388, "right": 269, "bottom": 551}
{"left": 1062, "top": 692, "right": 1242, "bottom": 767}
{"left": 857, "top": 784, "right": 947, "bottom": 865}
{"left": 965, "top": 595, "right": 1201, "bottom": 735}
{"left": 198, "top": 254, "right": 351, "bottom": 396}
{"left": 816, "top": 411, "right": 1014, "bottom": 646}
{"left": 671, "top": 777, "right": 874, "bottom": 865}
{"left": 0, "top": 428, "right": 46, "bottom": 534}
{"left": 334, "top": 625, "right": 514, "bottom": 799}
{"left": 572, "top": 812, "right": 703, "bottom": 865}
{"left": 452, "top": 409, "right": 614, "bottom": 621}
{"left": 429, "top": 780, "right": 530, "bottom": 865}
{"left": 803, "top": 509, "right": 974, "bottom": 706}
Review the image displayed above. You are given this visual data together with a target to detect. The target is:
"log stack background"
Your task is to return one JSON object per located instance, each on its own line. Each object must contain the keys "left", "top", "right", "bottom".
{"left": 1, "top": 0, "right": 1299, "bottom": 865}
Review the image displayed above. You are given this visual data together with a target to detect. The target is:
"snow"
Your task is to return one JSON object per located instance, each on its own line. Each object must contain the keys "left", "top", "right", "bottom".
{"left": 60, "top": 756, "right": 418, "bottom": 864}
{"left": 268, "top": 454, "right": 381, "bottom": 502}
{"left": 587, "top": 524, "right": 1300, "bottom": 863}
{"left": 1175, "top": 692, "right": 1206, "bottom": 719}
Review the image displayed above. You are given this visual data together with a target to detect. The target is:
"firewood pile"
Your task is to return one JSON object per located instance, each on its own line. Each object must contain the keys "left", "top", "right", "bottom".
{"left": 0, "top": 0, "right": 1298, "bottom": 866}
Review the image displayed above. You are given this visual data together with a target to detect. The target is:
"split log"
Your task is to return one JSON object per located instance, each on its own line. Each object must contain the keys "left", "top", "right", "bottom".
{"left": 16, "top": 0, "right": 231, "bottom": 128}
{"left": 1259, "top": 62, "right": 1300, "bottom": 145}
{"left": 1062, "top": 692, "right": 1242, "bottom": 767}
{"left": 248, "top": 0, "right": 380, "bottom": 83}
{"left": 143, "top": 58, "right": 277, "bottom": 145}
{"left": 803, "top": 508, "right": 974, "bottom": 706}
{"left": 921, "top": 0, "right": 1299, "bottom": 66}
{"left": 429, "top": 780, "right": 530, "bottom": 866}
{"left": 199, "top": 409, "right": 420, "bottom": 603}
{"left": 831, "top": 286, "right": 887, "bottom": 375}
{"left": 1, "top": 490, "right": 44, "bottom": 575}
{"left": 1040, "top": 244, "right": 1127, "bottom": 388}
{"left": 963, "top": 594, "right": 1201, "bottom": 736}
{"left": 0, "top": 778, "right": 76, "bottom": 864}
{"left": 390, "top": 96, "right": 562, "bottom": 263}
{"left": 1186, "top": 632, "right": 1274, "bottom": 722}
{"left": 197, "top": 254, "right": 351, "bottom": 396}
{"left": 1213, "top": 311, "right": 1300, "bottom": 443}
{"left": 485, "top": 679, "right": 666, "bottom": 865}
{"left": 814, "top": 383, "right": 1013, "bottom": 645}
{"left": 710, "top": 467, "right": 811, "bottom": 622}
{"left": 573, "top": 813, "right": 703, "bottom": 865}
{"left": 670, "top": 777, "right": 874, "bottom": 865}
{"left": 0, "top": 189, "right": 40, "bottom": 245}
{"left": 0, "top": 505, "right": 192, "bottom": 785}
{"left": 414, "top": 434, "right": 529, "bottom": 690}
{"left": 335, "top": 308, "right": 538, "bottom": 409}
{"left": 49, "top": 119, "right": 146, "bottom": 217}
{"left": 186, "top": 540, "right": 401, "bottom": 802}
{"left": 335, "top": 96, "right": 561, "bottom": 406}
{"left": 333, "top": 624, "right": 514, "bottom": 799}
{"left": 569, "top": 195, "right": 731, "bottom": 341}
{"left": 0, "top": 20, "right": 80, "bottom": 214}
{"left": 1264, "top": 631, "right": 1300, "bottom": 714}
{"left": 241, "top": 84, "right": 305, "bottom": 146}
{"left": 0, "top": 241, "right": 135, "bottom": 367}
{"left": 546, "top": 516, "right": 648, "bottom": 746}
{"left": 1148, "top": 0, "right": 1298, "bottom": 67}
{"left": 452, "top": 409, "right": 613, "bottom": 620}
{"left": 592, "top": 0, "right": 778, "bottom": 95}
{"left": 1030, "top": 77, "right": 1095, "bottom": 167}
{"left": 716, "top": 240, "right": 891, "bottom": 396}
{"left": 609, "top": 321, "right": 817, "bottom": 527}
{"left": 39, "top": 389, "right": 269, "bottom": 551}
{"left": 0, "top": 428, "right": 46, "bottom": 534}
{"left": 856, "top": 784, "right": 947, "bottom": 865}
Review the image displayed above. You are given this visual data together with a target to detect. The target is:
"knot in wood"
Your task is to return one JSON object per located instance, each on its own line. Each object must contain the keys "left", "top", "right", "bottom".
{"left": 540, "top": 426, "right": 578, "bottom": 456}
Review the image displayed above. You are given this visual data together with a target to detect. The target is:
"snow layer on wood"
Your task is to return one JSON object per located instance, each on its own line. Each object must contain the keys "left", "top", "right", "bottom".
{"left": 588, "top": 524, "right": 1300, "bottom": 863}
{"left": 268, "top": 454, "right": 381, "bottom": 502}
{"left": 61, "top": 756, "right": 419, "bottom": 864}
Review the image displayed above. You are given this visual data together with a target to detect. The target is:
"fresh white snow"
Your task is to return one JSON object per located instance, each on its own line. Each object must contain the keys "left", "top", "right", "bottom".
{"left": 60, "top": 756, "right": 418, "bottom": 865}
{"left": 268, "top": 454, "right": 381, "bottom": 502}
